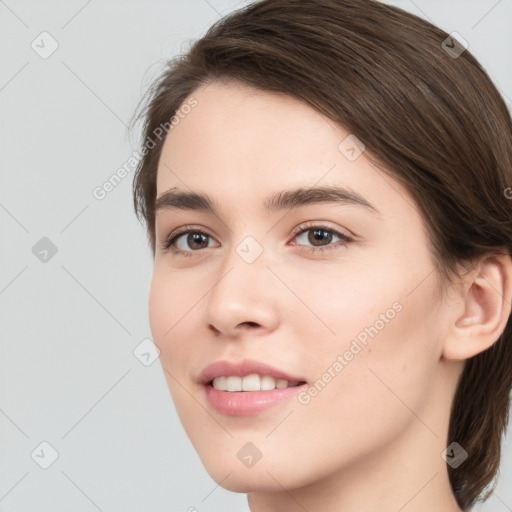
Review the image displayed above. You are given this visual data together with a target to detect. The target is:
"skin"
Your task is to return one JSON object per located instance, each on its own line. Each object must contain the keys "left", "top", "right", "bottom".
{"left": 148, "top": 81, "right": 512, "bottom": 512}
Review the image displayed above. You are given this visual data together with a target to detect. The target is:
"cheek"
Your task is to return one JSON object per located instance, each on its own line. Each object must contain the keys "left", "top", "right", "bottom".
{"left": 148, "top": 266, "right": 198, "bottom": 334}
{"left": 293, "top": 259, "right": 440, "bottom": 424}
{"left": 284, "top": 257, "right": 397, "bottom": 348}
{"left": 148, "top": 267, "right": 215, "bottom": 394}
{"left": 148, "top": 273, "right": 171, "bottom": 346}
{"left": 148, "top": 270, "right": 193, "bottom": 365}
{"left": 315, "top": 302, "right": 437, "bottom": 440}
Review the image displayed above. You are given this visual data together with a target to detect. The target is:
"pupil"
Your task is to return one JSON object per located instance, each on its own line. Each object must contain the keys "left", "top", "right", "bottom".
{"left": 310, "top": 229, "right": 330, "bottom": 246}
{"left": 189, "top": 233, "right": 208, "bottom": 249}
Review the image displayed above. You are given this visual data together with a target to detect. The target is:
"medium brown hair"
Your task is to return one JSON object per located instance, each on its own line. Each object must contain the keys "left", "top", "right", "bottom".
{"left": 130, "top": 0, "right": 512, "bottom": 508}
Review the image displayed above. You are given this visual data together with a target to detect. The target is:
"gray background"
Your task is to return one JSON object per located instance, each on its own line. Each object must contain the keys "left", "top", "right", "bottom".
{"left": 1, "top": 1, "right": 511, "bottom": 511}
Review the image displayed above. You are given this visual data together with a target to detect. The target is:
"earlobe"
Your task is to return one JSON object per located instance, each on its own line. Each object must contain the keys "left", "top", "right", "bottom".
{"left": 442, "top": 252, "right": 512, "bottom": 361}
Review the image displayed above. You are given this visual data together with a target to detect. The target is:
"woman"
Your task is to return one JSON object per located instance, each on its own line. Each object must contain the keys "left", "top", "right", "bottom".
{"left": 130, "top": 1, "right": 512, "bottom": 510}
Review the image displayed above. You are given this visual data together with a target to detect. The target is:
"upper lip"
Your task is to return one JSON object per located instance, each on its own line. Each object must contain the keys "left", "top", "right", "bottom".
{"left": 198, "top": 359, "right": 307, "bottom": 385}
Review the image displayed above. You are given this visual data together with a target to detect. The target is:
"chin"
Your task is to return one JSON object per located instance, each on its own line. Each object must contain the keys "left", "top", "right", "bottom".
{"left": 199, "top": 451, "right": 318, "bottom": 494}
{"left": 205, "top": 466, "right": 286, "bottom": 493}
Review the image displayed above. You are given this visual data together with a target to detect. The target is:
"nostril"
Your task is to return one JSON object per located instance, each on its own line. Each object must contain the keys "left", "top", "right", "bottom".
{"left": 236, "top": 321, "right": 261, "bottom": 331}
{"left": 209, "top": 325, "right": 221, "bottom": 335}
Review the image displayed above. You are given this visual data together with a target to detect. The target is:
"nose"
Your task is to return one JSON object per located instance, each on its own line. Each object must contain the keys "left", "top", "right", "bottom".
{"left": 203, "top": 243, "right": 280, "bottom": 339}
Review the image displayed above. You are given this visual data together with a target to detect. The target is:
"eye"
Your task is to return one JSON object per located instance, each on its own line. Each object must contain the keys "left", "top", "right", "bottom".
{"left": 290, "top": 222, "right": 353, "bottom": 254}
{"left": 161, "top": 226, "right": 217, "bottom": 257}
{"left": 160, "top": 222, "right": 354, "bottom": 257}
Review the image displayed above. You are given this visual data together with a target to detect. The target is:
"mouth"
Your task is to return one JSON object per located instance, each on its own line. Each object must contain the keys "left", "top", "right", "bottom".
{"left": 208, "top": 374, "right": 306, "bottom": 391}
{"left": 203, "top": 374, "right": 307, "bottom": 417}
{"left": 198, "top": 358, "right": 307, "bottom": 387}
{"left": 199, "top": 359, "right": 308, "bottom": 416}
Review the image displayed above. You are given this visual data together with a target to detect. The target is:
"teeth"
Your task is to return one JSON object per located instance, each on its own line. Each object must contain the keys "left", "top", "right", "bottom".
{"left": 212, "top": 374, "right": 302, "bottom": 392}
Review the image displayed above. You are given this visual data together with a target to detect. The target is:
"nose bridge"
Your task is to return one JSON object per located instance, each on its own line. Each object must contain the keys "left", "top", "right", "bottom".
{"left": 211, "top": 232, "right": 271, "bottom": 305}
{"left": 215, "top": 224, "right": 271, "bottom": 279}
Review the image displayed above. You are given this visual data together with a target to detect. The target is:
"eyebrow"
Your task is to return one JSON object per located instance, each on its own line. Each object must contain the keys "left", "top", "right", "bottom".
{"left": 154, "top": 185, "right": 380, "bottom": 216}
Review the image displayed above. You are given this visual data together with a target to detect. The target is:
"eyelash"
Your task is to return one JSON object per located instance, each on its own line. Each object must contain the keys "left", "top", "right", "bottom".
{"left": 161, "top": 221, "right": 354, "bottom": 257}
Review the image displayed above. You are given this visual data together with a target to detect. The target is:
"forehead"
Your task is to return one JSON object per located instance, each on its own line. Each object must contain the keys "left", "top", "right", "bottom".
{"left": 156, "top": 82, "right": 417, "bottom": 221}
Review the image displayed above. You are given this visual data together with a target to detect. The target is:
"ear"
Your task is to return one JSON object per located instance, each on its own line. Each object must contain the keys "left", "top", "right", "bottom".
{"left": 442, "top": 251, "right": 512, "bottom": 361}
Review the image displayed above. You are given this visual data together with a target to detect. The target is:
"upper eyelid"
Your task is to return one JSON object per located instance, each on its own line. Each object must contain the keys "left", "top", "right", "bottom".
{"left": 168, "top": 222, "right": 344, "bottom": 238}
{"left": 166, "top": 222, "right": 350, "bottom": 247}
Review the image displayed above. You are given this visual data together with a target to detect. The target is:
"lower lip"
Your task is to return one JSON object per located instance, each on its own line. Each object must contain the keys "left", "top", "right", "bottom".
{"left": 204, "top": 383, "right": 307, "bottom": 416}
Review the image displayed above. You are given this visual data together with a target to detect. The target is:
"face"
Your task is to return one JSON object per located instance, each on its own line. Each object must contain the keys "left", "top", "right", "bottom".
{"left": 149, "top": 81, "right": 450, "bottom": 492}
